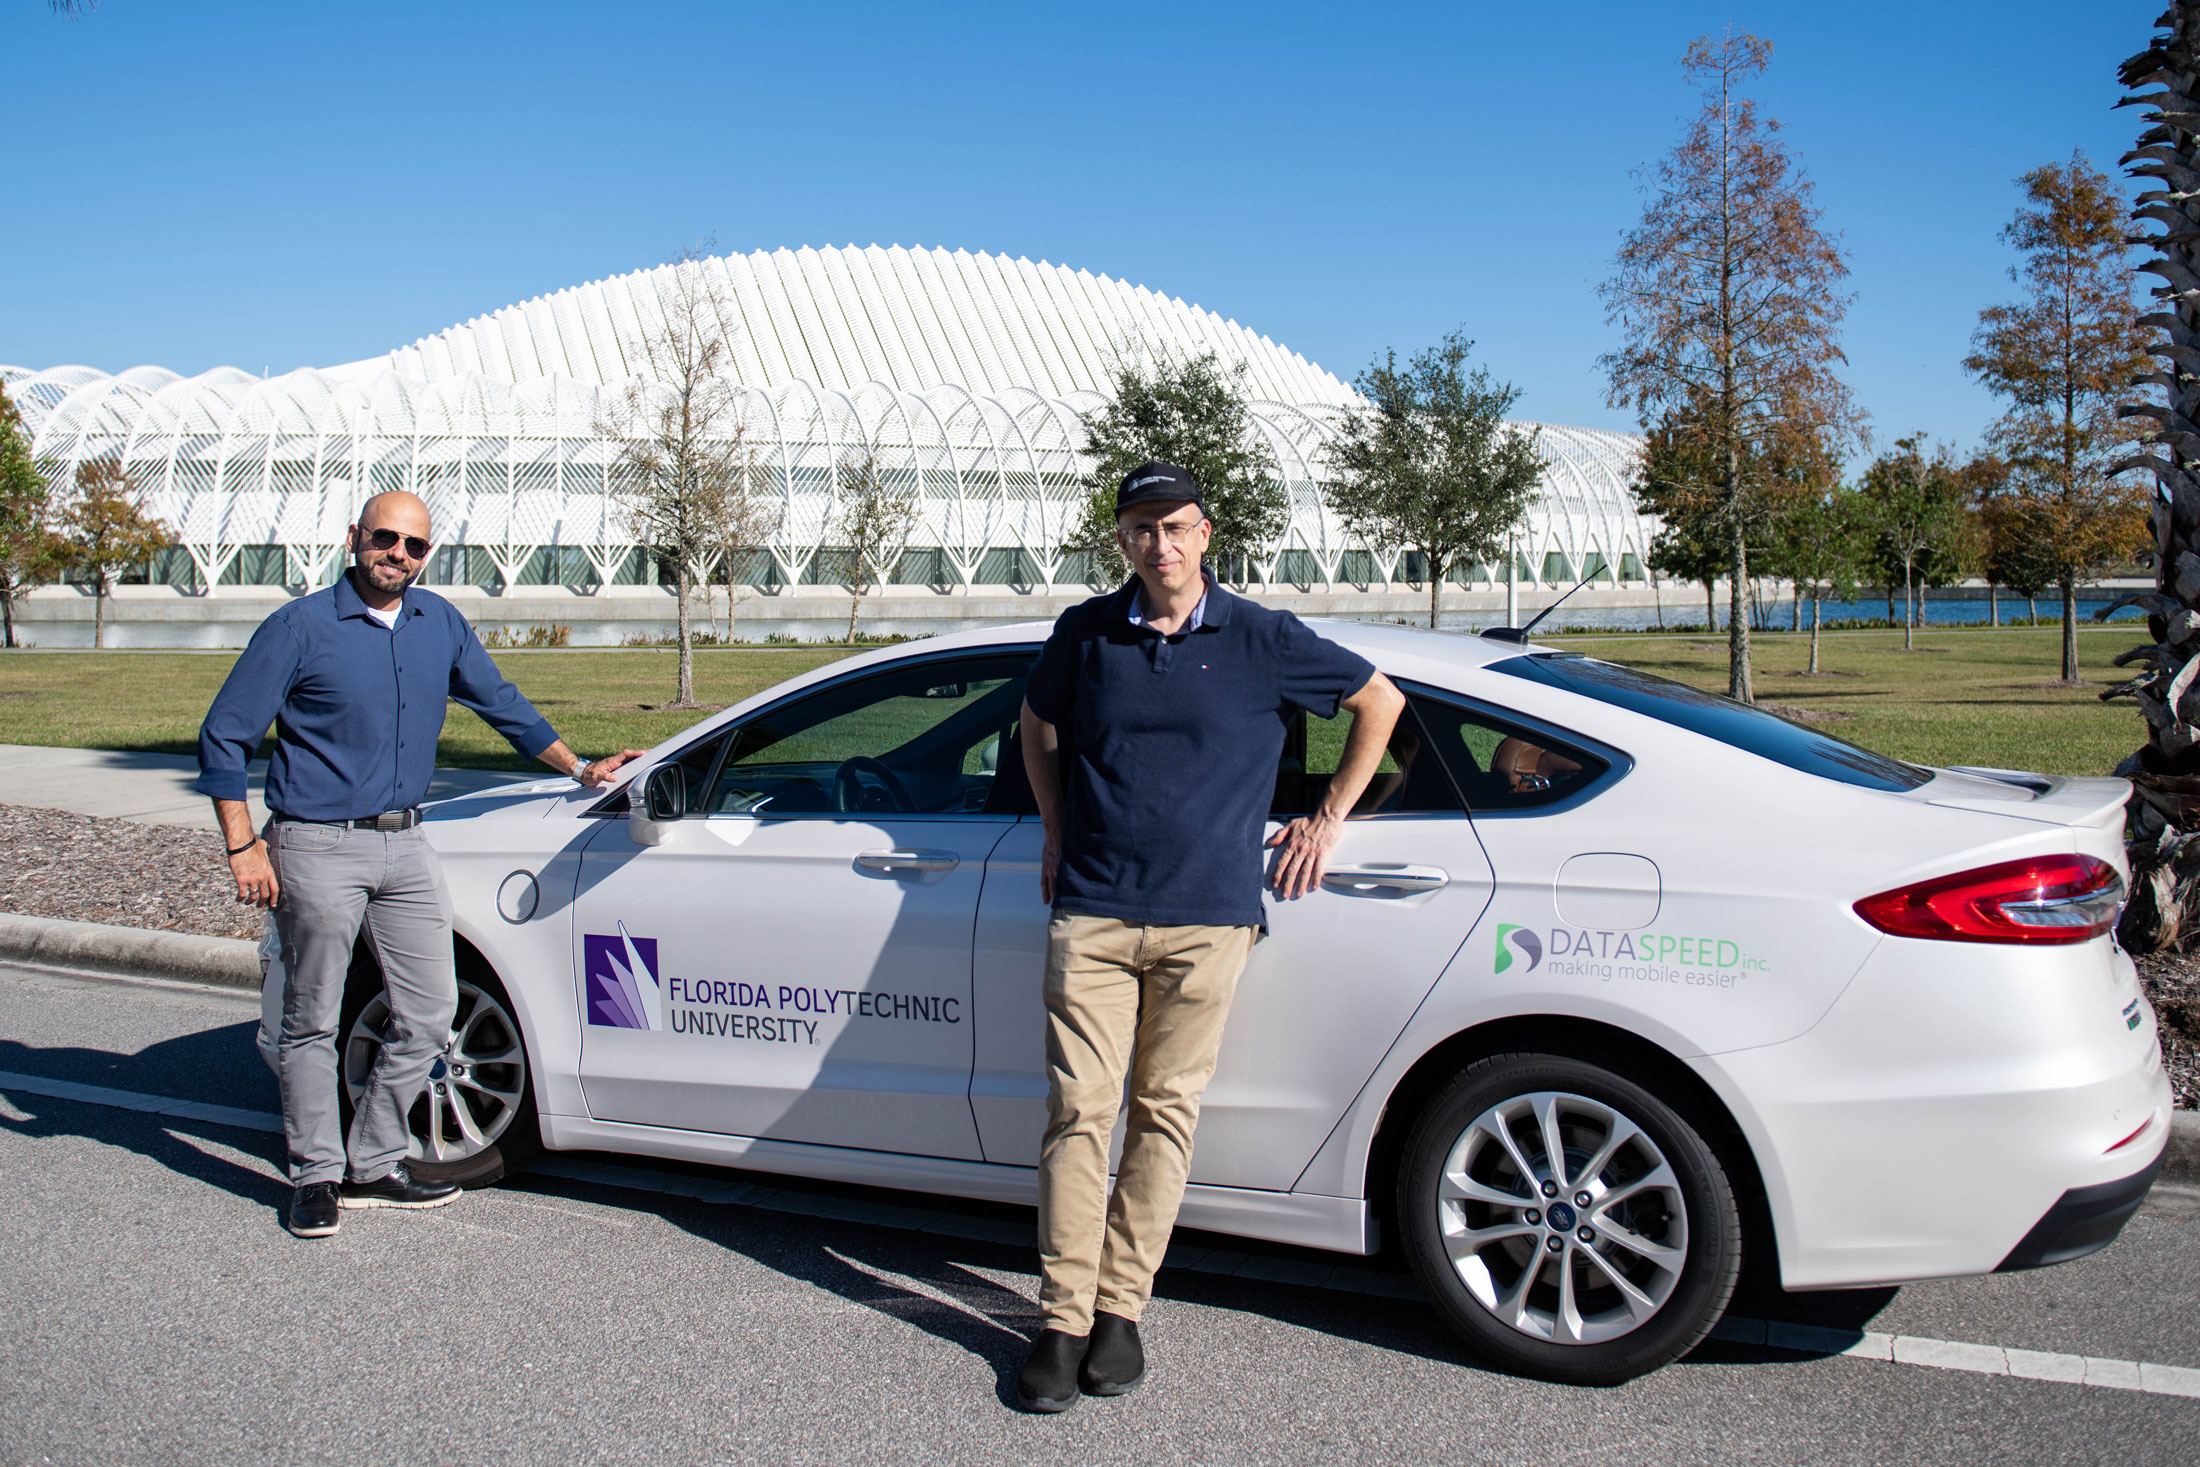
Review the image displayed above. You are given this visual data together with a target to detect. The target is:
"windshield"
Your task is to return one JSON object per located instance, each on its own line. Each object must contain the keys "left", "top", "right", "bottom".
{"left": 1490, "top": 653, "right": 1930, "bottom": 793}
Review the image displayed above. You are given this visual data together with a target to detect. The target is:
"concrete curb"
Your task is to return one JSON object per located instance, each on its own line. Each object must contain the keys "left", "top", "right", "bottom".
{"left": 3, "top": 909, "right": 2198, "bottom": 1188}
{"left": 0, "top": 913, "right": 259, "bottom": 991}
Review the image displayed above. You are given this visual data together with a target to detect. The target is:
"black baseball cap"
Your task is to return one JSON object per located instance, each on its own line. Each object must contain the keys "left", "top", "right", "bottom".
{"left": 1116, "top": 461, "right": 1204, "bottom": 516}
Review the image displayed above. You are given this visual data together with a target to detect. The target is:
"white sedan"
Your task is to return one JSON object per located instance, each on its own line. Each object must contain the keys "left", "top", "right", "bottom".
{"left": 259, "top": 621, "right": 2171, "bottom": 1384}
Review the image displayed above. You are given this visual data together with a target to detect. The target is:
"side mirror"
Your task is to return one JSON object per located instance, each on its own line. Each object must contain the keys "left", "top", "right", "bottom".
{"left": 628, "top": 764, "right": 688, "bottom": 846}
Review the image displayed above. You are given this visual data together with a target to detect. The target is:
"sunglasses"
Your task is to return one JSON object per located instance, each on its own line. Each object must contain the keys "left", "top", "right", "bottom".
{"left": 363, "top": 528, "right": 432, "bottom": 560}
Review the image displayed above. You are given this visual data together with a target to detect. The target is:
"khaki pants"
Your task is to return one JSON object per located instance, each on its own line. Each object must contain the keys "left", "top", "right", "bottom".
{"left": 1037, "top": 912, "right": 1257, "bottom": 1334}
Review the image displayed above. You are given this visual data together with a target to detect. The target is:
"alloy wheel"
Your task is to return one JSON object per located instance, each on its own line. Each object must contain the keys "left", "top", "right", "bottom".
{"left": 342, "top": 977, "right": 527, "bottom": 1164}
{"left": 1436, "top": 1089, "right": 1690, "bottom": 1346}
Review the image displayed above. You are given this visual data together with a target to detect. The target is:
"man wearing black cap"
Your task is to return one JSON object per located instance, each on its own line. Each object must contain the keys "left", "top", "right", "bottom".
{"left": 1013, "top": 461, "right": 1404, "bottom": 1411}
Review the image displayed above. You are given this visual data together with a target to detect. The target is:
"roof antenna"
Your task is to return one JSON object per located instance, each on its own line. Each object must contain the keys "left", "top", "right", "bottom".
{"left": 1482, "top": 567, "right": 1599, "bottom": 644}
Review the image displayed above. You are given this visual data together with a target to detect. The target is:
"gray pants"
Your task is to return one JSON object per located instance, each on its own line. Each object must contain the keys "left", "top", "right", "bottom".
{"left": 267, "top": 820, "right": 456, "bottom": 1186}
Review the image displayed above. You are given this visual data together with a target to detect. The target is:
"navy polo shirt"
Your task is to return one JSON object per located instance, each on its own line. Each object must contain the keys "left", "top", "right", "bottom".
{"left": 1025, "top": 571, "right": 1375, "bottom": 929}
{"left": 194, "top": 572, "right": 559, "bottom": 822}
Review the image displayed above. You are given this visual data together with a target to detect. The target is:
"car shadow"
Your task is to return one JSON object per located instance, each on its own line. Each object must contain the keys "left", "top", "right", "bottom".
{"left": 506, "top": 1162, "right": 1902, "bottom": 1397}
{"left": 0, "top": 1026, "right": 292, "bottom": 1223}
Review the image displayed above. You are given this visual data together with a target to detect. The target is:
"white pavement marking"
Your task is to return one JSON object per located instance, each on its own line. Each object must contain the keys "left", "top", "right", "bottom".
{"left": 9, "top": 1066, "right": 2199, "bottom": 1401}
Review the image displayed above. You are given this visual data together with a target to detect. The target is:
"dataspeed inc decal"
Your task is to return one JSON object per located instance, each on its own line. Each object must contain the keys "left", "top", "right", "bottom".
{"left": 583, "top": 925, "right": 963, "bottom": 1044}
{"left": 1496, "top": 922, "right": 1771, "bottom": 989}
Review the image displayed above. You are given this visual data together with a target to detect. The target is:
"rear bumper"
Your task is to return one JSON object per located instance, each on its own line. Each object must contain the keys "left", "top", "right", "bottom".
{"left": 1696, "top": 935, "right": 2172, "bottom": 1290}
{"left": 1996, "top": 1152, "right": 2163, "bottom": 1272}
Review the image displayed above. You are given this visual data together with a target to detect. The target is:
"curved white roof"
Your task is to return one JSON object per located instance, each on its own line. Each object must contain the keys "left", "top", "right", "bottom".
{"left": 329, "top": 245, "right": 1356, "bottom": 408}
{"left": 2, "top": 245, "right": 1650, "bottom": 595}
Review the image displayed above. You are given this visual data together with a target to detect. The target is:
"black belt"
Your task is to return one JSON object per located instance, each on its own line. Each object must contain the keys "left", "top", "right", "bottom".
{"left": 275, "top": 808, "right": 423, "bottom": 831}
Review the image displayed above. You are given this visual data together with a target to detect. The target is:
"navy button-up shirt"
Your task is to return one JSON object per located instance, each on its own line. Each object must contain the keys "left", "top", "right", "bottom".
{"left": 194, "top": 573, "right": 559, "bottom": 821}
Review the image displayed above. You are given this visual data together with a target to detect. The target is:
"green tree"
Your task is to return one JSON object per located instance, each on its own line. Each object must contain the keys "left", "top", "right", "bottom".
{"left": 1320, "top": 332, "right": 1544, "bottom": 629}
{"left": 832, "top": 442, "right": 920, "bottom": 642}
{"left": 1632, "top": 415, "right": 1742, "bottom": 629}
{"left": 58, "top": 459, "right": 173, "bottom": 649}
{"left": 1858, "top": 436, "right": 1971, "bottom": 652}
{"left": 1964, "top": 154, "right": 2153, "bottom": 681}
{"left": 1067, "top": 352, "right": 1287, "bottom": 584}
{"left": 0, "top": 384, "right": 61, "bottom": 649}
{"left": 1768, "top": 485, "right": 1868, "bottom": 673}
{"left": 1600, "top": 29, "right": 1863, "bottom": 702}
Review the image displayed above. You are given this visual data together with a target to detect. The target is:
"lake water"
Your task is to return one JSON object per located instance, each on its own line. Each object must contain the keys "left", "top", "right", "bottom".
{"left": 1395, "top": 596, "right": 2152, "bottom": 636}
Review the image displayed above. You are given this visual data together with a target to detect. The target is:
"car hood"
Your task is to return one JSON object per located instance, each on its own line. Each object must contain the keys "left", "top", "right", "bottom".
{"left": 422, "top": 778, "right": 585, "bottom": 822}
{"left": 1914, "top": 766, "right": 2130, "bottom": 832}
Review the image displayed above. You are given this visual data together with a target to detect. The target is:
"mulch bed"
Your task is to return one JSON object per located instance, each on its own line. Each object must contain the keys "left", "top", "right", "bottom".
{"left": 0, "top": 800, "right": 2192, "bottom": 1107}
{"left": 0, "top": 803, "right": 261, "bottom": 941}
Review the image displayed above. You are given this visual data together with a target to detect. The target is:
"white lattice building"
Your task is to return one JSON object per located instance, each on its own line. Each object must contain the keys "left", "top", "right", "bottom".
{"left": 3, "top": 245, "right": 1649, "bottom": 599}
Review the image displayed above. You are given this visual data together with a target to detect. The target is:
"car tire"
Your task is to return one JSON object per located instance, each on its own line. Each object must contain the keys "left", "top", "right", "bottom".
{"left": 1397, "top": 1049, "right": 1741, "bottom": 1386}
{"left": 336, "top": 945, "right": 542, "bottom": 1189}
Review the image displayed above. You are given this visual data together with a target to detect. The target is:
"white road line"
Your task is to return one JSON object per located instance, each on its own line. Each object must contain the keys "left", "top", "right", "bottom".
{"left": 6, "top": 1067, "right": 2197, "bottom": 1400}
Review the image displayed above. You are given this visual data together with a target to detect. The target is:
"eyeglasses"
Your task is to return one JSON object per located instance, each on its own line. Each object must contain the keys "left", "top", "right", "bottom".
{"left": 364, "top": 528, "right": 432, "bottom": 560}
{"left": 1122, "top": 520, "right": 1205, "bottom": 548}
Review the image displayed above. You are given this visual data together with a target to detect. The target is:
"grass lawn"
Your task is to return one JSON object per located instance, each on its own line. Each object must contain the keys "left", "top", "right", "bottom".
{"left": 1544, "top": 624, "right": 2148, "bottom": 776}
{"left": 0, "top": 623, "right": 2156, "bottom": 777}
{"left": 0, "top": 647, "right": 859, "bottom": 771}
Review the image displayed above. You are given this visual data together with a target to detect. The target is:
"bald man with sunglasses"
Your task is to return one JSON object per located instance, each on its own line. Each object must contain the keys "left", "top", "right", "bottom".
{"left": 196, "top": 491, "right": 643, "bottom": 1239}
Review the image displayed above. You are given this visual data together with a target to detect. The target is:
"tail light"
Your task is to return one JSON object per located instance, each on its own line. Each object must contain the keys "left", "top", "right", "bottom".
{"left": 1854, "top": 855, "right": 2125, "bottom": 945}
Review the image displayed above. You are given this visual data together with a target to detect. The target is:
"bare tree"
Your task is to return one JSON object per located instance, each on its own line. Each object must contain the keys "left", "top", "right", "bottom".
{"left": 1965, "top": 154, "right": 2153, "bottom": 682}
{"left": 1322, "top": 332, "right": 1544, "bottom": 628}
{"left": 596, "top": 248, "right": 747, "bottom": 707}
{"left": 832, "top": 443, "right": 919, "bottom": 642}
{"left": 58, "top": 459, "right": 172, "bottom": 649}
{"left": 713, "top": 437, "right": 780, "bottom": 644}
{"left": 1600, "top": 28, "right": 1863, "bottom": 703}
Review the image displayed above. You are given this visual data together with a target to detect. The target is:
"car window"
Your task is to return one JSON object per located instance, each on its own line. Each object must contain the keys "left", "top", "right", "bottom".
{"left": 1491, "top": 652, "right": 1929, "bottom": 793}
{"left": 705, "top": 652, "right": 1037, "bottom": 818}
{"left": 1411, "top": 692, "right": 1608, "bottom": 813}
{"left": 1271, "top": 700, "right": 1463, "bottom": 816}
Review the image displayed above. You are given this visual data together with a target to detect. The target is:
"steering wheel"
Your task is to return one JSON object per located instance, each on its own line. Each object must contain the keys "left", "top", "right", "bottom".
{"left": 832, "top": 756, "right": 913, "bottom": 814}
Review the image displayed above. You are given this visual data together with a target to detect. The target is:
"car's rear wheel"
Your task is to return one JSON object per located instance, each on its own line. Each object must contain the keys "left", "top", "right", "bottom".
{"left": 337, "top": 951, "right": 541, "bottom": 1188}
{"left": 1398, "top": 1051, "right": 1741, "bottom": 1386}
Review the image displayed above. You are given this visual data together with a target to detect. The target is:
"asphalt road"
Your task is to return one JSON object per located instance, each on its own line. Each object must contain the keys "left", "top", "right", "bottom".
{"left": 3, "top": 960, "right": 2197, "bottom": 1466}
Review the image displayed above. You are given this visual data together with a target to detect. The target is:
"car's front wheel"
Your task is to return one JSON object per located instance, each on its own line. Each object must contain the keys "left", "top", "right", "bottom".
{"left": 1398, "top": 1050, "right": 1741, "bottom": 1386}
{"left": 337, "top": 956, "right": 541, "bottom": 1189}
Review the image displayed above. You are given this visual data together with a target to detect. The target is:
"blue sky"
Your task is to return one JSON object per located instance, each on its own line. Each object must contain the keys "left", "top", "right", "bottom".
{"left": 0, "top": 1, "right": 2162, "bottom": 458}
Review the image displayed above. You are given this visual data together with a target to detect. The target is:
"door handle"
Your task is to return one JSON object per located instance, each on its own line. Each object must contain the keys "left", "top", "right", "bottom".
{"left": 856, "top": 849, "right": 959, "bottom": 873}
{"left": 1322, "top": 864, "right": 1448, "bottom": 893}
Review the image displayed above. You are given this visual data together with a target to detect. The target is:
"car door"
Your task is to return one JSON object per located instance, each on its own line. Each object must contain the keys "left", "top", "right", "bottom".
{"left": 969, "top": 691, "right": 1498, "bottom": 1189}
{"left": 572, "top": 649, "right": 1036, "bottom": 1161}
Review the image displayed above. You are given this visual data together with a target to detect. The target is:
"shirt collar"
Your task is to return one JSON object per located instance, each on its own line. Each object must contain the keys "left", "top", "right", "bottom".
{"left": 1118, "top": 567, "right": 1231, "bottom": 632}
{"left": 335, "top": 569, "right": 411, "bottom": 623}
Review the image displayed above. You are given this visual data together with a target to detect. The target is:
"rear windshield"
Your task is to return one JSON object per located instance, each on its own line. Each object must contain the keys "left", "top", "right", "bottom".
{"left": 1490, "top": 653, "right": 1930, "bottom": 793}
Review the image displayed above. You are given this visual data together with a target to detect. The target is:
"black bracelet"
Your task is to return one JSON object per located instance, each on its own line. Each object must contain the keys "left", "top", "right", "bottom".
{"left": 226, "top": 838, "right": 257, "bottom": 857}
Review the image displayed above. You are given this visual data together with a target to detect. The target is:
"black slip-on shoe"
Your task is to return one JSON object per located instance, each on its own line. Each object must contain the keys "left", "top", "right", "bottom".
{"left": 1079, "top": 1311, "right": 1146, "bottom": 1396}
{"left": 1016, "top": 1329, "right": 1089, "bottom": 1414}
{"left": 339, "top": 1163, "right": 460, "bottom": 1211}
{"left": 287, "top": 1182, "right": 341, "bottom": 1238}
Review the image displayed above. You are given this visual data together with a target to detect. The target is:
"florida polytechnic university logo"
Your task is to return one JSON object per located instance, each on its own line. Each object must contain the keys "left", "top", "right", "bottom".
{"left": 584, "top": 924, "right": 663, "bottom": 1030}
{"left": 1494, "top": 923, "right": 1543, "bottom": 974}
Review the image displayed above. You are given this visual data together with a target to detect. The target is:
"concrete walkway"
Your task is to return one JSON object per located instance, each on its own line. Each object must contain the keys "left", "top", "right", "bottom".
{"left": 0, "top": 744, "right": 533, "bottom": 830}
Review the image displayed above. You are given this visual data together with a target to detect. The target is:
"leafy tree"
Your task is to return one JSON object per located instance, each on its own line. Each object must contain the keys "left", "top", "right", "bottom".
{"left": 832, "top": 444, "right": 920, "bottom": 642}
{"left": 58, "top": 460, "right": 172, "bottom": 649}
{"left": 1768, "top": 484, "right": 1869, "bottom": 674}
{"left": 1320, "top": 332, "right": 1544, "bottom": 628}
{"left": 1965, "top": 154, "right": 2152, "bottom": 681}
{"left": 1067, "top": 352, "right": 1287, "bottom": 584}
{"left": 0, "top": 384, "right": 61, "bottom": 649}
{"left": 597, "top": 247, "right": 752, "bottom": 708}
{"left": 1600, "top": 28, "right": 1863, "bottom": 703}
{"left": 1629, "top": 416, "right": 1730, "bottom": 629}
{"left": 1858, "top": 436, "right": 1971, "bottom": 652}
